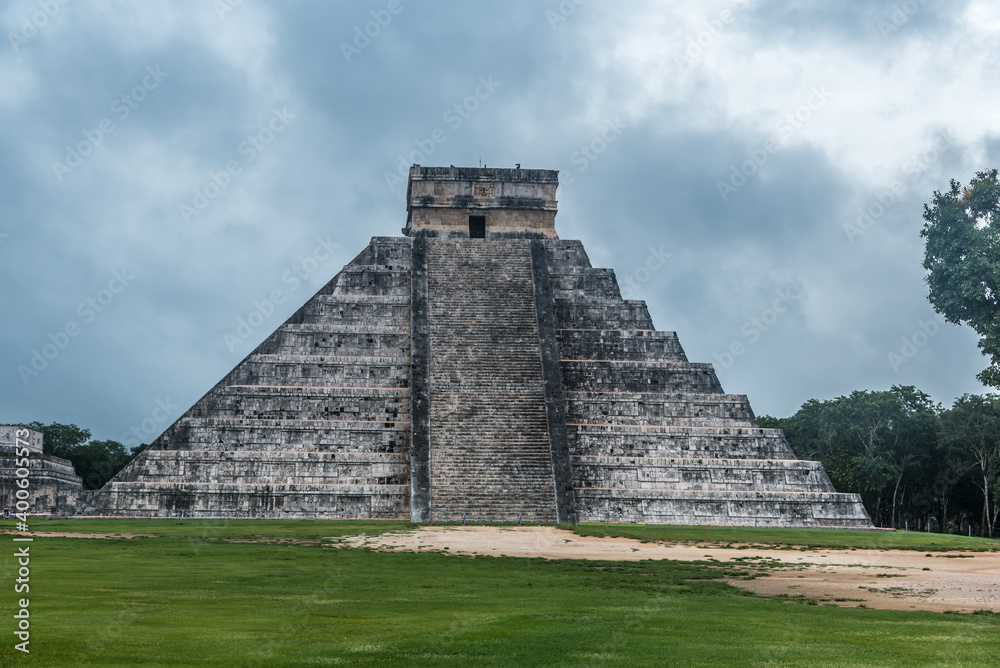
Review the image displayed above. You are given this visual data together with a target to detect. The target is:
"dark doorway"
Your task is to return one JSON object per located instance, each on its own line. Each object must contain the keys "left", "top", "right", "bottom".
{"left": 469, "top": 215, "right": 486, "bottom": 238}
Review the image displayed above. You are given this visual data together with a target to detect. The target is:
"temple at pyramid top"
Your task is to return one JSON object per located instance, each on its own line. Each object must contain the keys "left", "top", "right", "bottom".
{"left": 404, "top": 165, "right": 559, "bottom": 238}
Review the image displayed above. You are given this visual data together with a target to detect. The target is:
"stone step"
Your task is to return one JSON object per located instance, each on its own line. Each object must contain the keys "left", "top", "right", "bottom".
{"left": 424, "top": 238, "right": 558, "bottom": 522}
{"left": 564, "top": 391, "right": 755, "bottom": 426}
{"left": 312, "top": 294, "right": 410, "bottom": 304}
{"left": 556, "top": 329, "right": 688, "bottom": 362}
{"left": 92, "top": 480, "right": 409, "bottom": 519}
{"left": 559, "top": 360, "right": 724, "bottom": 393}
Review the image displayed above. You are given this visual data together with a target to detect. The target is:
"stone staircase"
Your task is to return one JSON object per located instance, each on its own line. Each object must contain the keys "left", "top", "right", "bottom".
{"left": 425, "top": 238, "right": 557, "bottom": 522}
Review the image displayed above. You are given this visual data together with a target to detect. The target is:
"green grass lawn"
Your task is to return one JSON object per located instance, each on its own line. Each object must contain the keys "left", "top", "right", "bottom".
{"left": 22, "top": 517, "right": 1000, "bottom": 552}
{"left": 1, "top": 520, "right": 997, "bottom": 666}
{"left": 571, "top": 522, "right": 1000, "bottom": 552}
{"left": 20, "top": 517, "right": 416, "bottom": 540}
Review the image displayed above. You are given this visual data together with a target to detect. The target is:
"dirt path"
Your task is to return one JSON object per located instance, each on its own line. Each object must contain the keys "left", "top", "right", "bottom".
{"left": 0, "top": 531, "right": 155, "bottom": 539}
{"left": 339, "top": 526, "right": 1000, "bottom": 613}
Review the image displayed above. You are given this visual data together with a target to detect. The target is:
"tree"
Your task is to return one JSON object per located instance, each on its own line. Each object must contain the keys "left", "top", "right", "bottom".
{"left": 25, "top": 422, "right": 142, "bottom": 490}
{"left": 69, "top": 439, "right": 134, "bottom": 490}
{"left": 764, "top": 391, "right": 1000, "bottom": 534}
{"left": 939, "top": 394, "right": 1000, "bottom": 537}
{"left": 821, "top": 387, "right": 932, "bottom": 528}
{"left": 928, "top": 437, "right": 967, "bottom": 533}
{"left": 26, "top": 421, "right": 90, "bottom": 458}
{"left": 761, "top": 399, "right": 858, "bottom": 492}
{"left": 921, "top": 169, "right": 1000, "bottom": 387}
{"left": 762, "top": 387, "right": 938, "bottom": 527}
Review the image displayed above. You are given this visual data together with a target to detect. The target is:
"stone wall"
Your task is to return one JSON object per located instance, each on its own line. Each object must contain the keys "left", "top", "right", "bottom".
{"left": 0, "top": 425, "right": 91, "bottom": 516}
{"left": 539, "top": 240, "right": 871, "bottom": 527}
{"left": 0, "top": 425, "right": 42, "bottom": 454}
{"left": 405, "top": 165, "right": 559, "bottom": 238}
{"left": 86, "top": 239, "right": 413, "bottom": 518}
{"left": 407, "top": 208, "right": 557, "bottom": 239}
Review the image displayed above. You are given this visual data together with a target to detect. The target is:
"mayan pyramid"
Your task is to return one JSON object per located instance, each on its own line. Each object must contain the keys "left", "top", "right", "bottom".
{"left": 88, "top": 166, "right": 871, "bottom": 527}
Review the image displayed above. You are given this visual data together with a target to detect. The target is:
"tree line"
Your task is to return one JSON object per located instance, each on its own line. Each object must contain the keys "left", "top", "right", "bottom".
{"left": 27, "top": 422, "right": 145, "bottom": 490}
{"left": 759, "top": 386, "right": 1000, "bottom": 537}
{"left": 757, "top": 169, "right": 1000, "bottom": 537}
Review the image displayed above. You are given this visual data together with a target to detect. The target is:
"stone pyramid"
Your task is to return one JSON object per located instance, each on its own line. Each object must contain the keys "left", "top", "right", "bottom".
{"left": 89, "top": 166, "right": 871, "bottom": 527}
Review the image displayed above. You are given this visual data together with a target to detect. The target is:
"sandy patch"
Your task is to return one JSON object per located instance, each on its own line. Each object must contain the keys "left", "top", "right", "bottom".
{"left": 338, "top": 525, "right": 1000, "bottom": 613}
{"left": 0, "top": 531, "right": 155, "bottom": 539}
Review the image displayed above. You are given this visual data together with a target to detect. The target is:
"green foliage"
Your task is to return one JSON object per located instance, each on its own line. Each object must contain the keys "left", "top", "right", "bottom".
{"left": 27, "top": 421, "right": 90, "bottom": 458}
{"left": 921, "top": 169, "right": 1000, "bottom": 387}
{"left": 756, "top": 415, "right": 781, "bottom": 429}
{"left": 1, "top": 523, "right": 998, "bottom": 666}
{"left": 765, "top": 386, "right": 938, "bottom": 527}
{"left": 772, "top": 389, "right": 1000, "bottom": 536}
{"left": 26, "top": 421, "right": 143, "bottom": 489}
{"left": 68, "top": 439, "right": 137, "bottom": 489}
{"left": 938, "top": 394, "right": 1000, "bottom": 536}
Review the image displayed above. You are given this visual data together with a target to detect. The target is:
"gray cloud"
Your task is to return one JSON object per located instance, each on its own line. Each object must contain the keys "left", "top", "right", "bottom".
{"left": 1, "top": 0, "right": 997, "bottom": 439}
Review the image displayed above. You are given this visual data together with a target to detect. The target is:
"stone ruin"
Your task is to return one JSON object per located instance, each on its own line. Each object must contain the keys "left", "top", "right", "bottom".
{"left": 86, "top": 166, "right": 871, "bottom": 527}
{"left": 0, "top": 425, "right": 92, "bottom": 516}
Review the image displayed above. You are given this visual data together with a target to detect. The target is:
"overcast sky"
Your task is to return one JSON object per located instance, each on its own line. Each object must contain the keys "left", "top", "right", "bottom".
{"left": 3, "top": 0, "right": 999, "bottom": 443}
